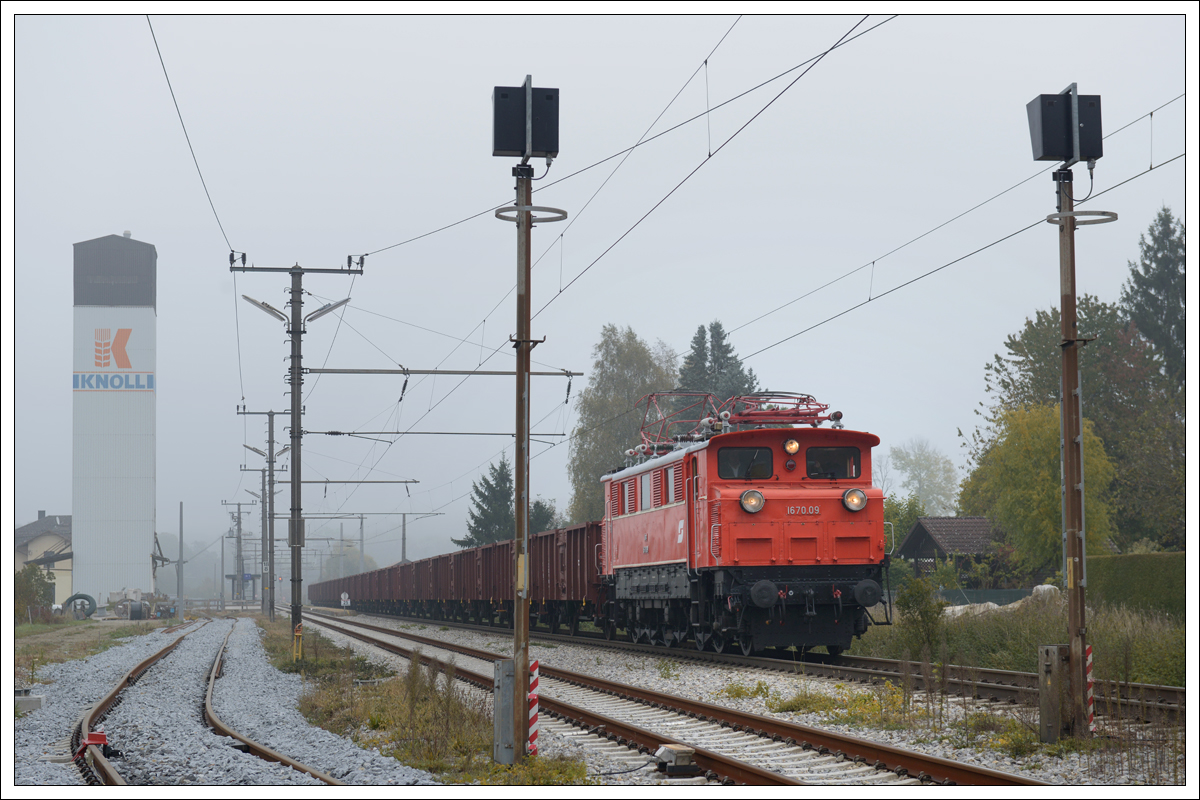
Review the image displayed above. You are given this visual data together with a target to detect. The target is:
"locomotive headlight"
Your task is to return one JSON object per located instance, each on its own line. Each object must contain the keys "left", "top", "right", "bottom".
{"left": 740, "top": 490, "right": 765, "bottom": 514}
{"left": 783, "top": 439, "right": 800, "bottom": 455}
{"left": 842, "top": 488, "right": 868, "bottom": 512}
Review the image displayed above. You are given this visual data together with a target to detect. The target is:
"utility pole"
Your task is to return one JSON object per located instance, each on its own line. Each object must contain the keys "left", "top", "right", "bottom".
{"left": 359, "top": 514, "right": 364, "bottom": 574}
{"left": 239, "top": 409, "right": 286, "bottom": 621}
{"left": 222, "top": 501, "right": 256, "bottom": 604}
{"left": 177, "top": 502, "right": 184, "bottom": 614}
{"left": 234, "top": 259, "right": 360, "bottom": 639}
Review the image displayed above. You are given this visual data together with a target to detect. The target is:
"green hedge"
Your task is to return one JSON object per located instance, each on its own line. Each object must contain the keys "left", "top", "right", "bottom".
{"left": 1087, "top": 552, "right": 1185, "bottom": 618}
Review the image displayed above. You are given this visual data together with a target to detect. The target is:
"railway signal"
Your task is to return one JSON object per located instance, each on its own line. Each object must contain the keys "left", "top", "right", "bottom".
{"left": 1026, "top": 83, "right": 1113, "bottom": 739}
{"left": 493, "top": 74, "right": 567, "bottom": 764}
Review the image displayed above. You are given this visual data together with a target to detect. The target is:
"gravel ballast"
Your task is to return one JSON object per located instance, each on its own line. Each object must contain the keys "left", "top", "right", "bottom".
{"left": 211, "top": 618, "right": 438, "bottom": 785}
{"left": 311, "top": 612, "right": 1185, "bottom": 786}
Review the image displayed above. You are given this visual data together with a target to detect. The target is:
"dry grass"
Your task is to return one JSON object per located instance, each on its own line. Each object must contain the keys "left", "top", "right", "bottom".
{"left": 14, "top": 619, "right": 165, "bottom": 686}
{"left": 256, "top": 619, "right": 591, "bottom": 784}
{"left": 853, "top": 598, "right": 1185, "bottom": 687}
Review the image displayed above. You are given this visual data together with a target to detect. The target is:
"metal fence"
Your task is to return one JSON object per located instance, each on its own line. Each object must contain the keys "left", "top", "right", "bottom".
{"left": 937, "top": 588, "right": 1032, "bottom": 607}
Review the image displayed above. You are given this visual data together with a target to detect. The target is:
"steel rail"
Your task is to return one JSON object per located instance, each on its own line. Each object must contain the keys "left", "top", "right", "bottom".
{"left": 203, "top": 626, "right": 345, "bottom": 785}
{"left": 298, "top": 610, "right": 796, "bottom": 785}
{"left": 73, "top": 621, "right": 210, "bottom": 785}
{"left": 325, "top": 606, "right": 1184, "bottom": 722}
{"left": 301, "top": 610, "right": 1044, "bottom": 785}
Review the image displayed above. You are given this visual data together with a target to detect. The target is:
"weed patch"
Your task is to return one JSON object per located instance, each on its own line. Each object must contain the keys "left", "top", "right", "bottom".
{"left": 655, "top": 660, "right": 680, "bottom": 680}
{"left": 256, "top": 619, "right": 588, "bottom": 783}
{"left": 717, "top": 679, "right": 769, "bottom": 700}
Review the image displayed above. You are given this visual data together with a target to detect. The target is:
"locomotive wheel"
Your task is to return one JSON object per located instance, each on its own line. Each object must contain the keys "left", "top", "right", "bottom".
{"left": 568, "top": 614, "right": 579, "bottom": 637}
{"left": 659, "top": 626, "right": 675, "bottom": 648}
{"left": 826, "top": 645, "right": 844, "bottom": 657}
{"left": 739, "top": 633, "right": 755, "bottom": 657}
{"left": 694, "top": 630, "right": 709, "bottom": 651}
{"left": 710, "top": 631, "right": 730, "bottom": 654}
{"left": 603, "top": 621, "right": 616, "bottom": 641}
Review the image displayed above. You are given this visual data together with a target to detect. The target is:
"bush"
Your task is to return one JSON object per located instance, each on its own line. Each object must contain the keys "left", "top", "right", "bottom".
{"left": 1087, "top": 553, "right": 1185, "bottom": 618}
{"left": 14, "top": 565, "right": 55, "bottom": 624}
{"left": 895, "top": 577, "right": 946, "bottom": 656}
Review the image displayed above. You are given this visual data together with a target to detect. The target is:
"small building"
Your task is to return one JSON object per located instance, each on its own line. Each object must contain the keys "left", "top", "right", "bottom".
{"left": 15, "top": 511, "right": 73, "bottom": 605}
{"left": 896, "top": 516, "right": 998, "bottom": 577}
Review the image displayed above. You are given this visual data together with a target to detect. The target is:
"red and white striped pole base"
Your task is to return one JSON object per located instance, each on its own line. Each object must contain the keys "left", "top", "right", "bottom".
{"left": 1085, "top": 645, "right": 1096, "bottom": 734}
{"left": 527, "top": 659, "right": 539, "bottom": 756}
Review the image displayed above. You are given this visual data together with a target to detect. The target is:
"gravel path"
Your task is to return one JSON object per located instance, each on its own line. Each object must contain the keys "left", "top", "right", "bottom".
{"left": 211, "top": 618, "right": 438, "bottom": 785}
{"left": 315, "top": 613, "right": 1185, "bottom": 785}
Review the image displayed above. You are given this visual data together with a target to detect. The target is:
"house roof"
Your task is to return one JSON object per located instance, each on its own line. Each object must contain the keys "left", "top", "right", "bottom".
{"left": 899, "top": 516, "right": 996, "bottom": 556}
{"left": 15, "top": 514, "right": 72, "bottom": 549}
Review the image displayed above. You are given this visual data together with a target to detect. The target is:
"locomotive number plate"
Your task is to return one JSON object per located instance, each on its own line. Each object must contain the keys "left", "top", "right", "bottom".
{"left": 787, "top": 506, "right": 820, "bottom": 515}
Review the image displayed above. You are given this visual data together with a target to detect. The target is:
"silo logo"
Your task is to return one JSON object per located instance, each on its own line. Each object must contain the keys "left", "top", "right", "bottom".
{"left": 95, "top": 328, "right": 132, "bottom": 369}
{"left": 76, "top": 327, "right": 152, "bottom": 391}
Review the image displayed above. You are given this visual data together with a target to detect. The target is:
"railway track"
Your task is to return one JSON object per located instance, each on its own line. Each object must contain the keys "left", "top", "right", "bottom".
{"left": 301, "top": 608, "right": 1046, "bottom": 786}
{"left": 328, "top": 607, "right": 1183, "bottom": 724}
{"left": 73, "top": 618, "right": 340, "bottom": 786}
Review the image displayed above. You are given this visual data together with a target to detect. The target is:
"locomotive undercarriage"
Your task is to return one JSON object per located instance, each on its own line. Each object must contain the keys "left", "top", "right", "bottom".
{"left": 330, "top": 560, "right": 889, "bottom": 658}
{"left": 604, "top": 561, "right": 890, "bottom": 656}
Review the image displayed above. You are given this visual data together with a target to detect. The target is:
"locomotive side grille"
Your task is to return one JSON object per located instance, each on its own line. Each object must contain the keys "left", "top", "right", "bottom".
{"left": 652, "top": 469, "right": 663, "bottom": 507}
{"left": 609, "top": 482, "right": 620, "bottom": 517}
{"left": 673, "top": 467, "right": 684, "bottom": 503}
{"left": 709, "top": 501, "right": 722, "bottom": 560}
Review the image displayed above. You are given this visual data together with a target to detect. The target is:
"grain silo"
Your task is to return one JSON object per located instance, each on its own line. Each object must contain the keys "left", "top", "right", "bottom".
{"left": 72, "top": 231, "right": 156, "bottom": 606}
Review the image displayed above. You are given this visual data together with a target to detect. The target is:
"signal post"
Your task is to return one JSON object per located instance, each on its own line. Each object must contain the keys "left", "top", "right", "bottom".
{"left": 1027, "top": 84, "right": 1114, "bottom": 737}
{"left": 493, "top": 75, "right": 564, "bottom": 763}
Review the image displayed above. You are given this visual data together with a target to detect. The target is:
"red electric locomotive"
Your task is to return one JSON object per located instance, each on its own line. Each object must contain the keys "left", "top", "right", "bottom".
{"left": 599, "top": 391, "right": 892, "bottom": 655}
{"left": 310, "top": 390, "right": 892, "bottom": 657}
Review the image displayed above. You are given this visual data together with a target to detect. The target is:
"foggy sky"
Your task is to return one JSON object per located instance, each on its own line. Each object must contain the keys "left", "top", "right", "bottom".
{"left": 8, "top": 12, "right": 1192, "bottom": 576}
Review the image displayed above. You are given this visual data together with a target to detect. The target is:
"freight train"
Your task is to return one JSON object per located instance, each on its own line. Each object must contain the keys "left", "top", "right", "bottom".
{"left": 310, "top": 391, "right": 893, "bottom": 655}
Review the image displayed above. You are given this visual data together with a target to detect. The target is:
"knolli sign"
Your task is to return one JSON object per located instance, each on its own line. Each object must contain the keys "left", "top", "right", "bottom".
{"left": 73, "top": 327, "right": 155, "bottom": 391}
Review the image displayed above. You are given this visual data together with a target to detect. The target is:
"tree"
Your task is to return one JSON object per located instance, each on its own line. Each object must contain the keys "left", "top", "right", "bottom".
{"left": 319, "top": 543, "right": 379, "bottom": 582}
{"left": 969, "top": 295, "right": 1182, "bottom": 551}
{"left": 889, "top": 438, "right": 958, "bottom": 515}
{"left": 978, "top": 295, "right": 1162, "bottom": 454}
{"left": 530, "top": 496, "right": 558, "bottom": 535}
{"left": 453, "top": 456, "right": 514, "bottom": 548}
{"left": 15, "top": 564, "right": 55, "bottom": 623}
{"left": 677, "top": 320, "right": 757, "bottom": 403}
{"left": 567, "top": 325, "right": 677, "bottom": 523}
{"left": 874, "top": 453, "right": 895, "bottom": 496}
{"left": 884, "top": 492, "right": 926, "bottom": 550}
{"left": 959, "top": 405, "right": 1116, "bottom": 573}
{"left": 1121, "top": 207, "right": 1185, "bottom": 390}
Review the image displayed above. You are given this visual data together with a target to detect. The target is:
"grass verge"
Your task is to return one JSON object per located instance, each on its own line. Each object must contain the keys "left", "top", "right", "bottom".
{"left": 256, "top": 618, "right": 592, "bottom": 784}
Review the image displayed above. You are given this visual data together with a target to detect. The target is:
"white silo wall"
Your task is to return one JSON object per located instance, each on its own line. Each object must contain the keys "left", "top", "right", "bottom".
{"left": 72, "top": 305, "right": 156, "bottom": 605}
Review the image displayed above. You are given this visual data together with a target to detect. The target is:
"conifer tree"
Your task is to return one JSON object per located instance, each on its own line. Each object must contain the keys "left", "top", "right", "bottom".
{"left": 1121, "top": 206, "right": 1185, "bottom": 389}
{"left": 676, "top": 320, "right": 757, "bottom": 404}
{"left": 453, "top": 456, "right": 514, "bottom": 548}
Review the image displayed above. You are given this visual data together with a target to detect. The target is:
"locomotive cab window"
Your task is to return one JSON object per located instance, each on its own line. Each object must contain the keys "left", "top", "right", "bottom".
{"left": 806, "top": 447, "right": 861, "bottom": 479}
{"left": 717, "top": 447, "right": 773, "bottom": 480}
